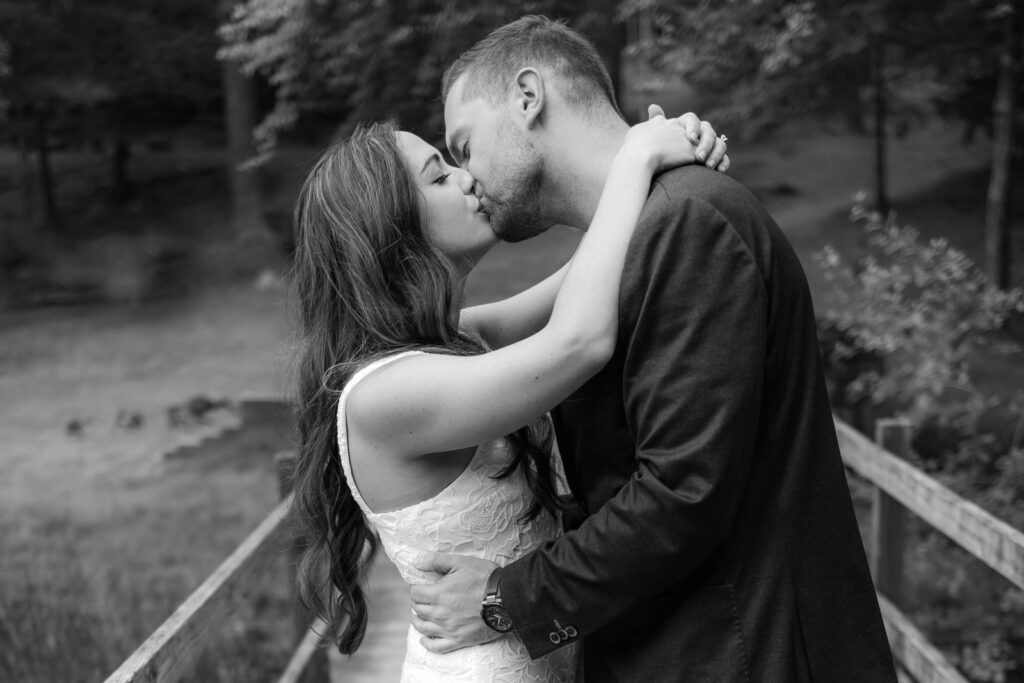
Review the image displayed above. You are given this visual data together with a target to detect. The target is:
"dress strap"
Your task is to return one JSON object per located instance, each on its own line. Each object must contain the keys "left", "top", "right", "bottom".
{"left": 336, "top": 350, "right": 425, "bottom": 516}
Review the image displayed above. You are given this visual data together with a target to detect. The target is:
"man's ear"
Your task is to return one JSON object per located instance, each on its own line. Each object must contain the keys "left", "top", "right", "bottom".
{"left": 512, "top": 68, "right": 545, "bottom": 129}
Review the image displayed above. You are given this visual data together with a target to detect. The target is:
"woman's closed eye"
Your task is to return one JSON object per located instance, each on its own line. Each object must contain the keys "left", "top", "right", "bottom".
{"left": 433, "top": 172, "right": 452, "bottom": 185}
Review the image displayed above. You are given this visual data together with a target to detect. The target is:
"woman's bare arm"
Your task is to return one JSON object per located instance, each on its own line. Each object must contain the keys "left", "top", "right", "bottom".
{"left": 348, "top": 113, "right": 704, "bottom": 458}
{"left": 460, "top": 260, "right": 571, "bottom": 349}
{"left": 460, "top": 112, "right": 729, "bottom": 350}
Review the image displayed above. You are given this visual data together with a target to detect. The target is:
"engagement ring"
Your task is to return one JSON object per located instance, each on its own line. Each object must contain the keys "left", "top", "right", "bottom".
{"left": 719, "top": 134, "right": 728, "bottom": 142}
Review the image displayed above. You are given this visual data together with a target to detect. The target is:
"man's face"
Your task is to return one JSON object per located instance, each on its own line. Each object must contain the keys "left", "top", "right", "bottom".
{"left": 443, "top": 76, "right": 547, "bottom": 243}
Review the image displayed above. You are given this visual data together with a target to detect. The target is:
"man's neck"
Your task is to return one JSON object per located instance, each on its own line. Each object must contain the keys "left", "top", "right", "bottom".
{"left": 543, "top": 117, "right": 630, "bottom": 230}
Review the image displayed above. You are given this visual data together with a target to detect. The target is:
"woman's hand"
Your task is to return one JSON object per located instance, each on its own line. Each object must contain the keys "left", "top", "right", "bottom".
{"left": 623, "top": 105, "right": 730, "bottom": 175}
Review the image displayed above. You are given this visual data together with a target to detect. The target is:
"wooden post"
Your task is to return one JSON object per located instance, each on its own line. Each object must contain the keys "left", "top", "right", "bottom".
{"left": 871, "top": 419, "right": 910, "bottom": 608}
{"left": 275, "top": 451, "right": 331, "bottom": 683}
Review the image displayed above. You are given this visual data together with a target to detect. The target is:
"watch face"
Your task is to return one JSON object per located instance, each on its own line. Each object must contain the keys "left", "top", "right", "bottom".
{"left": 482, "top": 604, "right": 514, "bottom": 633}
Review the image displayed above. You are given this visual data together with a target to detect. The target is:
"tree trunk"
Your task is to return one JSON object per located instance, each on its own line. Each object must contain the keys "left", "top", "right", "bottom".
{"left": 34, "top": 115, "right": 61, "bottom": 232}
{"left": 220, "top": 42, "right": 268, "bottom": 241}
{"left": 871, "top": 35, "right": 890, "bottom": 216}
{"left": 985, "top": 8, "right": 1018, "bottom": 289}
{"left": 110, "top": 136, "right": 132, "bottom": 203}
{"left": 0, "top": 118, "right": 36, "bottom": 259}
{"left": 17, "top": 119, "right": 37, "bottom": 230}
{"left": 582, "top": 0, "right": 626, "bottom": 109}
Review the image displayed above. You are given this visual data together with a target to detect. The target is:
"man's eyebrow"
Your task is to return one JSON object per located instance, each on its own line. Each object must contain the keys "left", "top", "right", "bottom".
{"left": 420, "top": 152, "right": 442, "bottom": 176}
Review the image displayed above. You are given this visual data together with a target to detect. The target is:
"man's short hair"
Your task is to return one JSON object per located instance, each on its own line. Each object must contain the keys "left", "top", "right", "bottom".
{"left": 442, "top": 15, "right": 620, "bottom": 117}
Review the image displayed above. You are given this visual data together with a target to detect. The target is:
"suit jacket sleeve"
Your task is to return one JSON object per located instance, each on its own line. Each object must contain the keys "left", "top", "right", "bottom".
{"left": 500, "top": 181, "right": 768, "bottom": 658}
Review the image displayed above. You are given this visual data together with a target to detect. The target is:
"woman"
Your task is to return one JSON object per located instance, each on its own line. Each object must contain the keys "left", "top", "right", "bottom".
{"left": 290, "top": 110, "right": 728, "bottom": 681}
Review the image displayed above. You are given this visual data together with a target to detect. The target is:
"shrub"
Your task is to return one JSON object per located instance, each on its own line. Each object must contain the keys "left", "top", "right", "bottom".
{"left": 817, "top": 196, "right": 1024, "bottom": 412}
{"left": 816, "top": 197, "right": 1024, "bottom": 682}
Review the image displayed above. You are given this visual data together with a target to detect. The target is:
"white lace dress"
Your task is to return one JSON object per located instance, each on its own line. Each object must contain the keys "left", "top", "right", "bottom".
{"left": 337, "top": 351, "right": 581, "bottom": 682}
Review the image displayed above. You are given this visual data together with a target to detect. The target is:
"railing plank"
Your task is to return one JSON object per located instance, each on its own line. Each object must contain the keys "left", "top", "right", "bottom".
{"left": 277, "top": 623, "right": 328, "bottom": 683}
{"left": 107, "top": 416, "right": 1022, "bottom": 683}
{"left": 275, "top": 451, "right": 330, "bottom": 683}
{"left": 878, "top": 594, "right": 969, "bottom": 683}
{"left": 103, "top": 497, "right": 293, "bottom": 683}
{"left": 835, "top": 418, "right": 1024, "bottom": 591}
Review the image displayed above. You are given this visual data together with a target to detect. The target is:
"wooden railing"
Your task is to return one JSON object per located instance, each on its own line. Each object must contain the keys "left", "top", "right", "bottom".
{"left": 103, "top": 452, "right": 329, "bottom": 683}
{"left": 837, "top": 417, "right": 1024, "bottom": 683}
{"left": 103, "top": 419, "right": 1024, "bottom": 683}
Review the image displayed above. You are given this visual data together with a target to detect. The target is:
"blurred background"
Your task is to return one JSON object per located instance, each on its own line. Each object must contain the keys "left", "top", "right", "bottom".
{"left": 1, "top": 1, "right": 1022, "bottom": 681}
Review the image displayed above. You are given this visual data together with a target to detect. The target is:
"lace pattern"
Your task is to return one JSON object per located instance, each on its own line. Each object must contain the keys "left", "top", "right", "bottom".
{"left": 338, "top": 351, "right": 580, "bottom": 682}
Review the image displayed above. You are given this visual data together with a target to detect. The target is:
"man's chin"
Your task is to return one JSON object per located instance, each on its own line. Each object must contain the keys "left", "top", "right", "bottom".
{"left": 499, "top": 231, "right": 535, "bottom": 244}
{"left": 492, "top": 214, "right": 546, "bottom": 243}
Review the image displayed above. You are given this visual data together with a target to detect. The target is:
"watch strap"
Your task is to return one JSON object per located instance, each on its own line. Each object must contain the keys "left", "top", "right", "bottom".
{"left": 484, "top": 567, "right": 503, "bottom": 603}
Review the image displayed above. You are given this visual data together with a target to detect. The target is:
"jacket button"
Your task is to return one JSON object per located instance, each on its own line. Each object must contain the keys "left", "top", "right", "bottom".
{"left": 548, "top": 620, "right": 575, "bottom": 644}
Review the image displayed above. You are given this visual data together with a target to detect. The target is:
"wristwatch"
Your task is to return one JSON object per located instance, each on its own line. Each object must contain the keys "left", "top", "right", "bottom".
{"left": 480, "top": 567, "right": 514, "bottom": 633}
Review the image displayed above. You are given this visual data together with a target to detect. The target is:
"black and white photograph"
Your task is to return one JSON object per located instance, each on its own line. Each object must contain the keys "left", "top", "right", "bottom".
{"left": 1, "top": 1, "right": 1022, "bottom": 682}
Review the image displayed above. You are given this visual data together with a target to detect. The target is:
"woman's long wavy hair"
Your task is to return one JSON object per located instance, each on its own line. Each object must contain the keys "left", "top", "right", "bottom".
{"left": 290, "top": 120, "right": 561, "bottom": 655}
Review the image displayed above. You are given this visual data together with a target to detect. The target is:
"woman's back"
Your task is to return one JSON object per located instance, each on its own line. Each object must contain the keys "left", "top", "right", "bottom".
{"left": 337, "top": 352, "right": 579, "bottom": 682}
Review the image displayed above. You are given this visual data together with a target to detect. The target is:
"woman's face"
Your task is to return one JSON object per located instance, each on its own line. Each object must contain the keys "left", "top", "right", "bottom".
{"left": 397, "top": 131, "right": 498, "bottom": 269}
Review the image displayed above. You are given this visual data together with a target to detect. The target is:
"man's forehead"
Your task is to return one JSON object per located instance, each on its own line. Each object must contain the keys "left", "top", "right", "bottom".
{"left": 444, "top": 77, "right": 500, "bottom": 143}
{"left": 444, "top": 73, "right": 470, "bottom": 113}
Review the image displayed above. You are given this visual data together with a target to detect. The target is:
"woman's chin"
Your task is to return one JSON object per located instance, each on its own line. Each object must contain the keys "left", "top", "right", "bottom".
{"left": 474, "top": 234, "right": 501, "bottom": 262}
{"left": 447, "top": 235, "right": 498, "bottom": 277}
{"left": 476, "top": 234, "right": 500, "bottom": 259}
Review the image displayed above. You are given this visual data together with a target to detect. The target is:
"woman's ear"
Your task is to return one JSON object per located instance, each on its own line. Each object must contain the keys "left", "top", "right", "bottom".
{"left": 512, "top": 68, "right": 545, "bottom": 129}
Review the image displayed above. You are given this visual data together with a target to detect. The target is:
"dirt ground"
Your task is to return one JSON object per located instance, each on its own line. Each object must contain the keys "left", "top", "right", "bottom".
{"left": 0, "top": 285, "right": 289, "bottom": 514}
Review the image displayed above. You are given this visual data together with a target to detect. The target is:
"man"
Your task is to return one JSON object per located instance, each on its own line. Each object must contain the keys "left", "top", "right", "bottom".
{"left": 411, "top": 16, "right": 897, "bottom": 682}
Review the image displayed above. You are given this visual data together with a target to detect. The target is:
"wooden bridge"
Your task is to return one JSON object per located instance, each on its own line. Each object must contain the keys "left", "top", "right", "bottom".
{"left": 103, "top": 417, "right": 1024, "bottom": 683}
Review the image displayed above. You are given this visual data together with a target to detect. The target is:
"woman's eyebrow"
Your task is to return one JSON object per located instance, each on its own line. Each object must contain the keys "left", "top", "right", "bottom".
{"left": 420, "top": 152, "right": 442, "bottom": 175}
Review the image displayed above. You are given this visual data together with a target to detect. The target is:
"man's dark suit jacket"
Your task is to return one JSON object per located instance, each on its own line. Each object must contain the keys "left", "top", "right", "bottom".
{"left": 500, "top": 166, "right": 897, "bottom": 682}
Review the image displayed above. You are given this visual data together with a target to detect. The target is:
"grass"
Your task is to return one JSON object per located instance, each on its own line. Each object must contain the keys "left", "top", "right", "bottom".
{"left": 1, "top": 118, "right": 1022, "bottom": 681}
{"left": 0, "top": 402, "right": 298, "bottom": 682}
{"left": 0, "top": 266, "right": 297, "bottom": 680}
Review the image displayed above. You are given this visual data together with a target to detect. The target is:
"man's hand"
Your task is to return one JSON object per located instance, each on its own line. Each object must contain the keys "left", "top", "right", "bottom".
{"left": 410, "top": 552, "right": 502, "bottom": 654}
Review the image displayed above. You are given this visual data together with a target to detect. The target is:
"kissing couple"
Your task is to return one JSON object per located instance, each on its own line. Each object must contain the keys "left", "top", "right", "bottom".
{"left": 289, "top": 15, "right": 897, "bottom": 683}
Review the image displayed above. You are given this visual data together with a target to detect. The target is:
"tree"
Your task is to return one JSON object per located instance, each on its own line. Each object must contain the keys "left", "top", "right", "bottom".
{"left": 817, "top": 200, "right": 1024, "bottom": 682}
{"left": 219, "top": 0, "right": 603, "bottom": 151}
{"left": 985, "top": 3, "right": 1019, "bottom": 289}
{"left": 906, "top": 0, "right": 1019, "bottom": 287}
{"left": 0, "top": 0, "right": 222, "bottom": 240}
{"left": 0, "top": 35, "right": 9, "bottom": 121}
{"left": 618, "top": 0, "right": 946, "bottom": 211}
{"left": 70, "top": 0, "right": 223, "bottom": 203}
{"left": 0, "top": 0, "right": 99, "bottom": 232}
{"left": 619, "top": 0, "right": 1021, "bottom": 284}
{"left": 0, "top": 32, "right": 33, "bottom": 260}
{"left": 219, "top": 0, "right": 268, "bottom": 240}
{"left": 577, "top": 0, "right": 626, "bottom": 105}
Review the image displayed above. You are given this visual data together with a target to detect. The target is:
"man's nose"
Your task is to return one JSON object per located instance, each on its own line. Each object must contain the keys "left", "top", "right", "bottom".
{"left": 457, "top": 169, "right": 478, "bottom": 196}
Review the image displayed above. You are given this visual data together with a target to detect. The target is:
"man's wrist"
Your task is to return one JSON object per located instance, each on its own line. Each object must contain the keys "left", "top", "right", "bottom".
{"left": 485, "top": 567, "right": 502, "bottom": 600}
{"left": 481, "top": 567, "right": 514, "bottom": 633}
